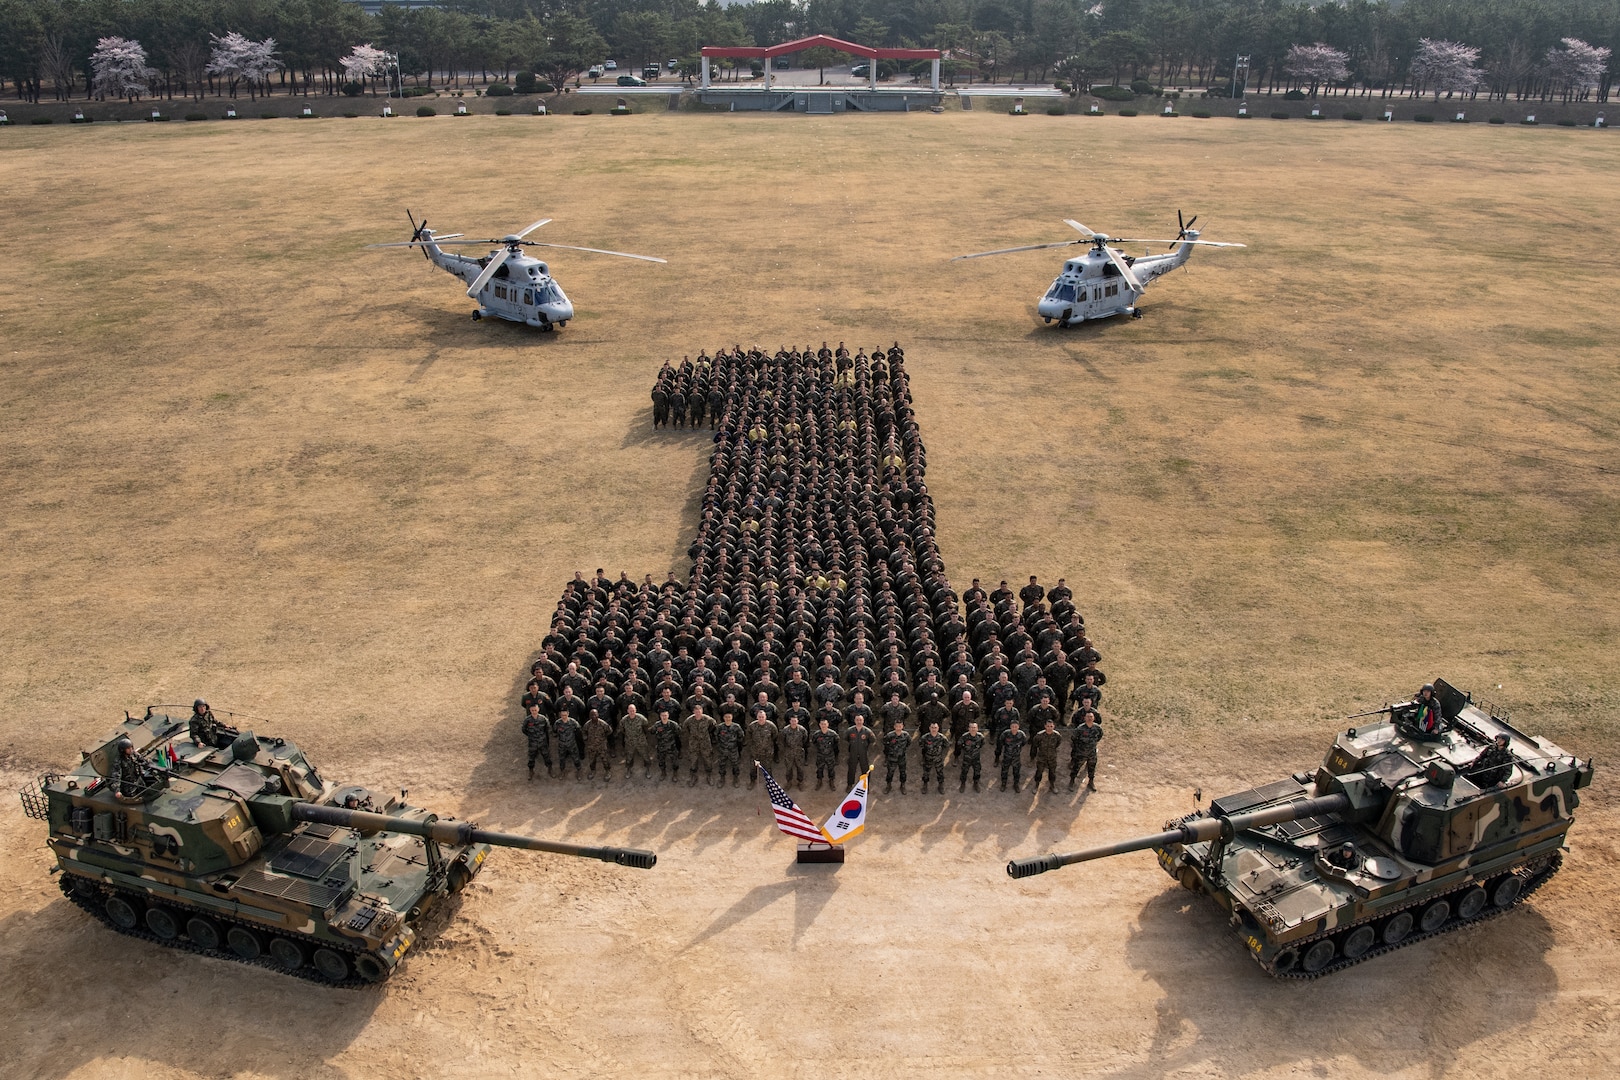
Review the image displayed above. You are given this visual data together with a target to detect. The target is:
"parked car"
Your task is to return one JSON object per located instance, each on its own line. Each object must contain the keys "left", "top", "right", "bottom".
{"left": 773, "top": 57, "right": 790, "bottom": 70}
{"left": 604, "top": 60, "right": 618, "bottom": 70}
{"left": 851, "top": 63, "right": 870, "bottom": 77}
{"left": 642, "top": 65, "right": 661, "bottom": 80}
{"left": 616, "top": 74, "right": 646, "bottom": 86}
{"left": 587, "top": 66, "right": 604, "bottom": 79}
{"left": 667, "top": 58, "right": 681, "bottom": 71}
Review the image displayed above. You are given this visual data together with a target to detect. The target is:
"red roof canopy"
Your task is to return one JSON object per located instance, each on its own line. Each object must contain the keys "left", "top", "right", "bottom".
{"left": 701, "top": 34, "right": 940, "bottom": 62}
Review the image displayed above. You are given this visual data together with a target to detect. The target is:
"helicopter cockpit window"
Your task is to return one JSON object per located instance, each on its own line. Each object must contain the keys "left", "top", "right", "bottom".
{"left": 1102, "top": 263, "right": 1120, "bottom": 278}
{"left": 536, "top": 284, "right": 562, "bottom": 304}
{"left": 494, "top": 264, "right": 510, "bottom": 279}
{"left": 1045, "top": 282, "right": 1077, "bottom": 303}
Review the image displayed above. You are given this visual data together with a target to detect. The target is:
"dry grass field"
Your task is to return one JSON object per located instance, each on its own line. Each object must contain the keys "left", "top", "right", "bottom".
{"left": 0, "top": 112, "right": 1617, "bottom": 1078}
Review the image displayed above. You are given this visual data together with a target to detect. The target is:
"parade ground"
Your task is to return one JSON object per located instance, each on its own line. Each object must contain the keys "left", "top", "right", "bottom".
{"left": 1, "top": 112, "right": 1617, "bottom": 1077}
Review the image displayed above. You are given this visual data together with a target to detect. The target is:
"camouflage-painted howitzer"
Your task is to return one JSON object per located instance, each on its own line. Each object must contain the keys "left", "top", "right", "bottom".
{"left": 1009, "top": 679, "right": 1592, "bottom": 978}
{"left": 20, "top": 708, "right": 655, "bottom": 984}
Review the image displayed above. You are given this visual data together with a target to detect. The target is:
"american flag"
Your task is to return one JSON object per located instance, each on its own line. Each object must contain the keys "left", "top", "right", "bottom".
{"left": 758, "top": 762, "right": 829, "bottom": 844}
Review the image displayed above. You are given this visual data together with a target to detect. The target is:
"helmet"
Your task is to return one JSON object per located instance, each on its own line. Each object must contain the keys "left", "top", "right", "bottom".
{"left": 1420, "top": 683, "right": 1435, "bottom": 696}
{"left": 115, "top": 736, "right": 133, "bottom": 754}
{"left": 194, "top": 698, "right": 208, "bottom": 709}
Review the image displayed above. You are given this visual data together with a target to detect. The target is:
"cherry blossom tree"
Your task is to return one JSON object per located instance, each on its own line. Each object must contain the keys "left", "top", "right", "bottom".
{"left": 1283, "top": 44, "right": 1349, "bottom": 98}
{"left": 208, "top": 32, "right": 283, "bottom": 100}
{"left": 90, "top": 37, "right": 156, "bottom": 101}
{"left": 341, "top": 43, "right": 395, "bottom": 95}
{"left": 1545, "top": 38, "right": 1610, "bottom": 102}
{"left": 1410, "top": 39, "right": 1483, "bottom": 100}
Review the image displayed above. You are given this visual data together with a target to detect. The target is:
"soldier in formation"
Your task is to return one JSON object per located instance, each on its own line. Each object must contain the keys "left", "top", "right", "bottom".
{"left": 1069, "top": 708, "right": 1103, "bottom": 791}
{"left": 918, "top": 721, "right": 950, "bottom": 794}
{"left": 524, "top": 703, "right": 553, "bottom": 780}
{"left": 998, "top": 719, "right": 1029, "bottom": 792}
{"left": 1030, "top": 718, "right": 1063, "bottom": 793}
{"left": 882, "top": 719, "right": 913, "bottom": 794}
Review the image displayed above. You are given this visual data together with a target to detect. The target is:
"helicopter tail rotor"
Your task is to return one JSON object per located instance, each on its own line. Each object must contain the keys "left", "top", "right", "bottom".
{"left": 1171, "top": 210, "right": 1199, "bottom": 249}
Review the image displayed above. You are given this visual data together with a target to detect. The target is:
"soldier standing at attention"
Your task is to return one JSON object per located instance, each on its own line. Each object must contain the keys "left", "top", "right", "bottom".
{"left": 919, "top": 721, "right": 950, "bottom": 794}
{"left": 882, "top": 719, "right": 914, "bottom": 794}
{"left": 583, "top": 709, "right": 614, "bottom": 783}
{"left": 685, "top": 703, "right": 717, "bottom": 786}
{"left": 523, "top": 702, "right": 553, "bottom": 780}
{"left": 715, "top": 713, "right": 746, "bottom": 787}
{"left": 957, "top": 722, "right": 986, "bottom": 792}
{"left": 998, "top": 720, "right": 1029, "bottom": 792}
{"left": 1030, "top": 718, "right": 1063, "bottom": 793}
{"left": 844, "top": 713, "right": 878, "bottom": 786}
{"left": 554, "top": 710, "right": 584, "bottom": 781}
{"left": 877, "top": 690, "right": 911, "bottom": 733}
{"left": 745, "top": 709, "right": 780, "bottom": 789}
{"left": 652, "top": 708, "right": 683, "bottom": 781}
{"left": 621, "top": 703, "right": 653, "bottom": 779}
{"left": 1069, "top": 708, "right": 1103, "bottom": 790}
{"left": 780, "top": 712, "right": 810, "bottom": 789}
{"left": 950, "top": 689, "right": 983, "bottom": 744}
{"left": 1019, "top": 575, "right": 1045, "bottom": 608}
{"left": 811, "top": 717, "right": 841, "bottom": 789}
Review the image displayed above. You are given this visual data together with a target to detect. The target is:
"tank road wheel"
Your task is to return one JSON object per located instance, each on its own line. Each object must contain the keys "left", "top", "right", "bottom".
{"left": 269, "top": 937, "right": 308, "bottom": 971}
{"left": 312, "top": 948, "right": 352, "bottom": 983}
{"left": 354, "top": 953, "right": 391, "bottom": 984}
{"left": 1270, "top": 948, "right": 1299, "bottom": 974}
{"left": 226, "top": 926, "right": 263, "bottom": 960}
{"left": 1491, "top": 875, "right": 1524, "bottom": 909}
{"left": 1301, "top": 938, "right": 1336, "bottom": 974}
{"left": 1419, "top": 899, "right": 1451, "bottom": 933}
{"left": 1381, "top": 911, "right": 1414, "bottom": 945}
{"left": 1342, "top": 925, "right": 1377, "bottom": 960}
{"left": 1456, "top": 886, "right": 1488, "bottom": 921}
{"left": 144, "top": 906, "right": 181, "bottom": 940}
{"left": 186, "top": 916, "right": 222, "bottom": 951}
{"left": 104, "top": 894, "right": 141, "bottom": 930}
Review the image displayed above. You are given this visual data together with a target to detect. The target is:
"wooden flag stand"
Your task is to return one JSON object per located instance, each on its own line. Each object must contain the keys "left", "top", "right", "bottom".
{"left": 796, "top": 842, "right": 845, "bottom": 864}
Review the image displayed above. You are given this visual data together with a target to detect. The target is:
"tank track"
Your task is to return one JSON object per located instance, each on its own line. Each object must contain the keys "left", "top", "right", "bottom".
{"left": 59, "top": 875, "right": 376, "bottom": 988}
{"left": 1266, "top": 851, "right": 1563, "bottom": 980}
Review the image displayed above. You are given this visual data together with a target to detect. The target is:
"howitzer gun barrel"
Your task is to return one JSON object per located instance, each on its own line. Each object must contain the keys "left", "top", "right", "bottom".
{"left": 292, "top": 803, "right": 657, "bottom": 869}
{"left": 1007, "top": 792, "right": 1350, "bottom": 879}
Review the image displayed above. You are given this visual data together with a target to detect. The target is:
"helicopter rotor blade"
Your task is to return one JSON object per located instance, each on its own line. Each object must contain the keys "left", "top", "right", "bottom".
{"left": 952, "top": 240, "right": 1083, "bottom": 260}
{"left": 466, "top": 248, "right": 511, "bottom": 297}
{"left": 521, "top": 242, "right": 666, "bottom": 263}
{"left": 366, "top": 234, "right": 466, "bottom": 249}
{"left": 1062, "top": 219, "right": 1096, "bottom": 237}
{"left": 1110, "top": 237, "right": 1246, "bottom": 248}
{"left": 1103, "top": 246, "right": 1144, "bottom": 291}
{"left": 513, "top": 218, "right": 552, "bottom": 240}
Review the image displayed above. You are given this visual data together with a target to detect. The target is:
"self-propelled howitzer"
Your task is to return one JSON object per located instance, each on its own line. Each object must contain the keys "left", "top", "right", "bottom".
{"left": 1008, "top": 680, "right": 1592, "bottom": 978}
{"left": 19, "top": 708, "right": 656, "bottom": 984}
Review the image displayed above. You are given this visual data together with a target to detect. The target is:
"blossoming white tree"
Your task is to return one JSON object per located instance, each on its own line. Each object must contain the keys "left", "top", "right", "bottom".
{"left": 1283, "top": 44, "right": 1349, "bottom": 98}
{"left": 341, "top": 44, "right": 395, "bottom": 95}
{"left": 90, "top": 37, "right": 156, "bottom": 101}
{"left": 1544, "top": 38, "right": 1610, "bottom": 101}
{"left": 208, "top": 32, "right": 283, "bottom": 100}
{"left": 1410, "top": 39, "right": 1484, "bottom": 100}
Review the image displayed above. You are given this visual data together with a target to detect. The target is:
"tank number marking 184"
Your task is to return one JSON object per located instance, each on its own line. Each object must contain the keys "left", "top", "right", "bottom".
{"left": 1330, "top": 751, "right": 1352, "bottom": 772}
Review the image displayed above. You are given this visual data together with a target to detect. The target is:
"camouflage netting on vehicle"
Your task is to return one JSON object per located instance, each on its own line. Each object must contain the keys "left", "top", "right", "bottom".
{"left": 524, "top": 344, "right": 1105, "bottom": 735}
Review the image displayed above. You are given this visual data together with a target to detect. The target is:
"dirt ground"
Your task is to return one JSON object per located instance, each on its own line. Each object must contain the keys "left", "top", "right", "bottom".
{"left": 0, "top": 113, "right": 1616, "bottom": 1078}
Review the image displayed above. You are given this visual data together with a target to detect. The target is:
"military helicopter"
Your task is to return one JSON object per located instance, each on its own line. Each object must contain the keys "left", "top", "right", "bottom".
{"left": 955, "top": 212, "right": 1244, "bottom": 326}
{"left": 368, "top": 212, "right": 666, "bottom": 330}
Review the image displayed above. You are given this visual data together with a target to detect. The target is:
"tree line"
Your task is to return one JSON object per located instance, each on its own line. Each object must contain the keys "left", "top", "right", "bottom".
{"left": 2, "top": 0, "right": 1615, "bottom": 104}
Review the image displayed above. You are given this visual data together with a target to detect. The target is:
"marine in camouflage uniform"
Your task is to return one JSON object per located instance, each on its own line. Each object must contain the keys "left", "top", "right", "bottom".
{"left": 810, "top": 718, "right": 841, "bottom": 789}
{"left": 744, "top": 712, "right": 780, "bottom": 789}
{"left": 918, "top": 722, "right": 950, "bottom": 794}
{"left": 583, "top": 711, "right": 614, "bottom": 782}
{"left": 779, "top": 714, "right": 810, "bottom": 789}
{"left": 652, "top": 709, "right": 683, "bottom": 780}
{"left": 554, "top": 714, "right": 584, "bottom": 780}
{"left": 715, "top": 716, "right": 746, "bottom": 787}
{"left": 956, "top": 722, "right": 986, "bottom": 792}
{"left": 522, "top": 703, "right": 553, "bottom": 780}
{"left": 882, "top": 721, "right": 913, "bottom": 793}
{"left": 1030, "top": 719, "right": 1063, "bottom": 793}
{"left": 1069, "top": 710, "right": 1103, "bottom": 790}
{"left": 620, "top": 704, "right": 653, "bottom": 778}
{"left": 998, "top": 721, "right": 1029, "bottom": 792}
{"left": 684, "top": 705, "right": 717, "bottom": 786}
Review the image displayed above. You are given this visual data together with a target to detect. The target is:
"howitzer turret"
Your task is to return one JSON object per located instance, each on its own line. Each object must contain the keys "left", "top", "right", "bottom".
{"left": 20, "top": 708, "right": 656, "bottom": 984}
{"left": 1008, "top": 679, "right": 1593, "bottom": 978}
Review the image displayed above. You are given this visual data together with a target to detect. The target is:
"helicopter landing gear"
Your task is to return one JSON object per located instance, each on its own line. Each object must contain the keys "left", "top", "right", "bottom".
{"left": 1130, "top": 307, "right": 1143, "bottom": 319}
{"left": 472, "top": 310, "right": 483, "bottom": 320}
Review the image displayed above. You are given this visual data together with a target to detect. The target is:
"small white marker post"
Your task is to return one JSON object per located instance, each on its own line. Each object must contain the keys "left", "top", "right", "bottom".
{"left": 226, "top": 107, "right": 236, "bottom": 118}
{"left": 1310, "top": 105, "right": 1320, "bottom": 117}
{"left": 1383, "top": 108, "right": 1393, "bottom": 121}
{"left": 1526, "top": 114, "right": 1536, "bottom": 124}
{"left": 1237, "top": 102, "right": 1247, "bottom": 116}
{"left": 1456, "top": 111, "right": 1465, "bottom": 122}
{"left": 382, "top": 105, "right": 392, "bottom": 117}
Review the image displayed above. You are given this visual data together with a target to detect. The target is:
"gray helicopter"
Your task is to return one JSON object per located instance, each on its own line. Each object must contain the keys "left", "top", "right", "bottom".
{"left": 368, "top": 212, "right": 665, "bottom": 330}
{"left": 956, "top": 212, "right": 1244, "bottom": 326}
